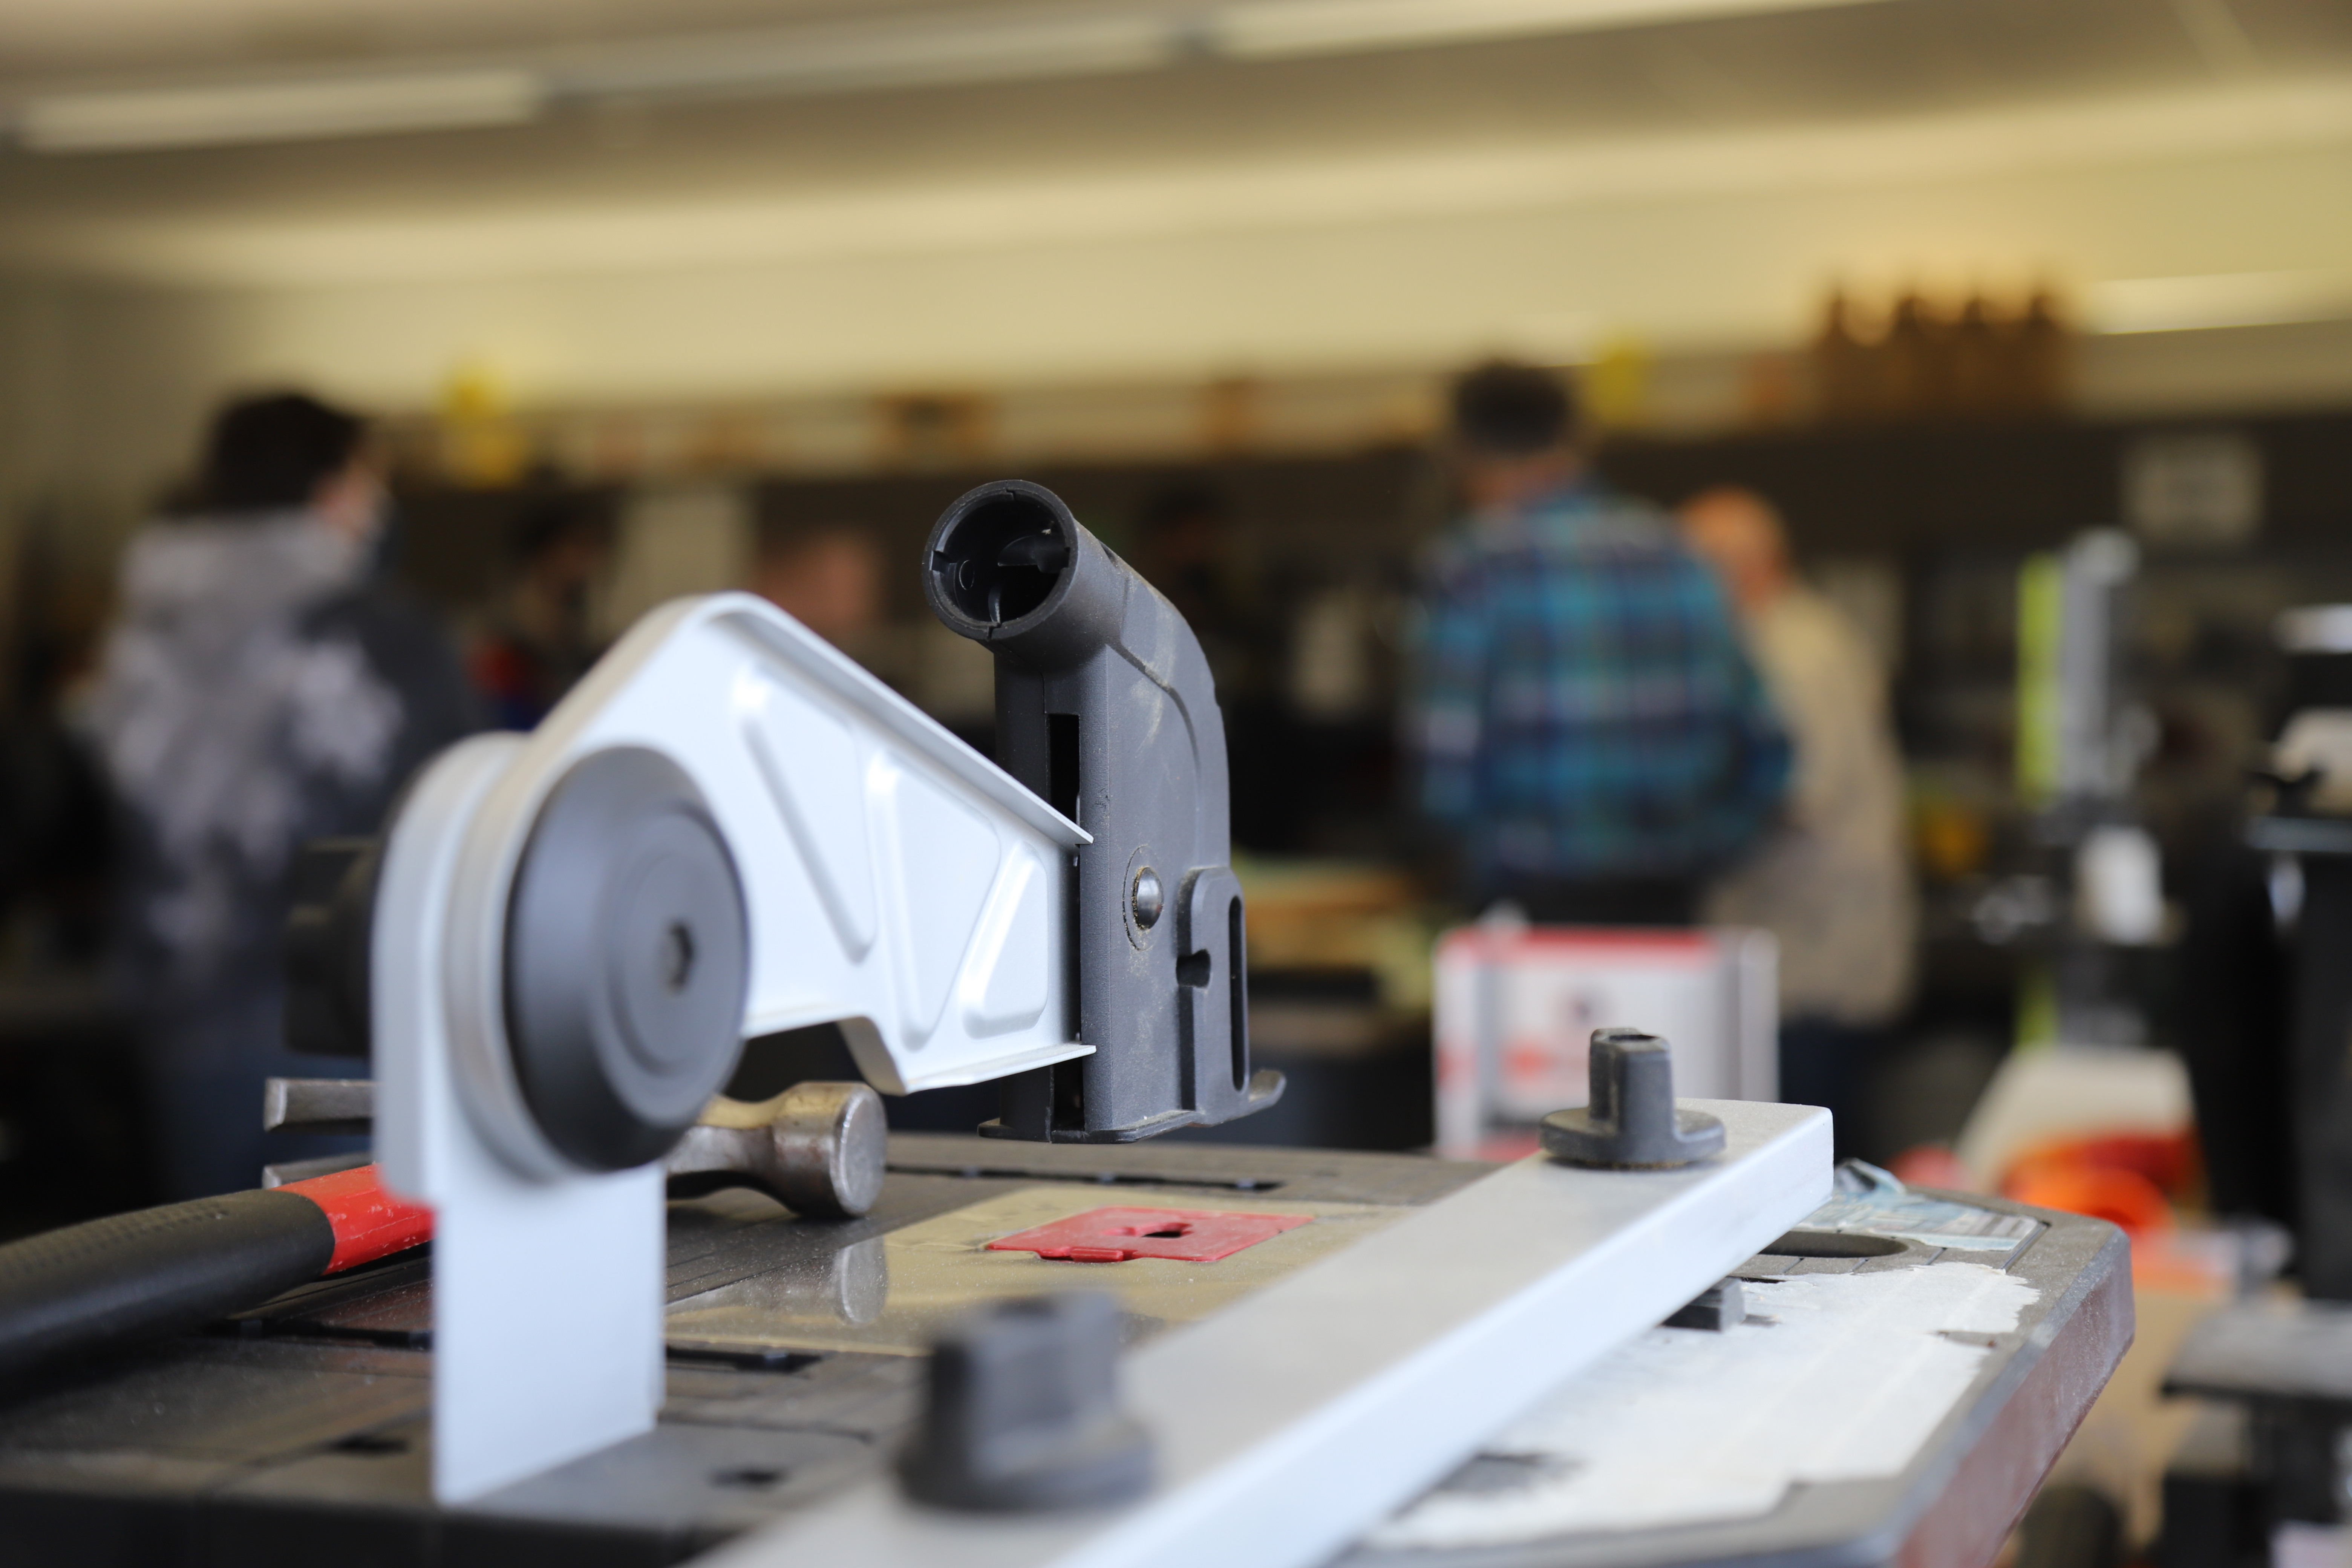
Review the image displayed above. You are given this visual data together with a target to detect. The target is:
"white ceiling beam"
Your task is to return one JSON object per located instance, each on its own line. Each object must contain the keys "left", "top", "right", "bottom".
{"left": 20, "top": 70, "right": 542, "bottom": 152}
{"left": 1210, "top": 0, "right": 1888, "bottom": 59}
{"left": 6, "top": 0, "right": 1893, "bottom": 153}
{"left": 2084, "top": 270, "right": 2352, "bottom": 334}
{"left": 553, "top": 9, "right": 1174, "bottom": 104}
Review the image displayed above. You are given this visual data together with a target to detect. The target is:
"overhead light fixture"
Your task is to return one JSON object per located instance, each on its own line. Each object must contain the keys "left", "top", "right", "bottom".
{"left": 2084, "top": 270, "right": 2352, "bottom": 334}
{"left": 570, "top": 0, "right": 1891, "bottom": 96}
{"left": 21, "top": 69, "right": 544, "bottom": 153}
{"left": 563, "top": 10, "right": 1174, "bottom": 101}
{"left": 4, "top": 0, "right": 1893, "bottom": 154}
{"left": 1211, "top": 0, "right": 1883, "bottom": 58}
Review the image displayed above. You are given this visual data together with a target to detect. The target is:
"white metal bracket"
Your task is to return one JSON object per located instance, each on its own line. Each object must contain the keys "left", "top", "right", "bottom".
{"left": 374, "top": 594, "right": 1087, "bottom": 1502}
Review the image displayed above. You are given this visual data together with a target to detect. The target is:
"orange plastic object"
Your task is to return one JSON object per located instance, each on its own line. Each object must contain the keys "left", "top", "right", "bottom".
{"left": 2000, "top": 1126, "right": 2200, "bottom": 1237}
{"left": 2018, "top": 1130, "right": 2200, "bottom": 1197}
{"left": 2003, "top": 1162, "right": 2172, "bottom": 1235}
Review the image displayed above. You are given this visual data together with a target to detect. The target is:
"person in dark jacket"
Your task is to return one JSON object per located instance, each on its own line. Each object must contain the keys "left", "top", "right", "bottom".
{"left": 468, "top": 496, "right": 613, "bottom": 731}
{"left": 88, "top": 393, "right": 479, "bottom": 1198}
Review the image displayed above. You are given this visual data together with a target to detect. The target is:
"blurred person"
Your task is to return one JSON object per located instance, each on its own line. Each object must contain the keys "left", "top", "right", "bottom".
{"left": 1131, "top": 482, "right": 1265, "bottom": 695}
{"left": 88, "top": 392, "right": 479, "bottom": 1198}
{"left": 1409, "top": 361, "right": 1788, "bottom": 924}
{"left": 757, "top": 520, "right": 960, "bottom": 732}
{"left": 754, "top": 524, "right": 883, "bottom": 651}
{"left": 1132, "top": 482, "right": 1228, "bottom": 627}
{"left": 470, "top": 497, "right": 614, "bottom": 730}
{"left": 1132, "top": 481, "right": 1305, "bottom": 849}
{"left": 1681, "top": 486, "right": 1916, "bottom": 1146}
{"left": 747, "top": 518, "right": 1012, "bottom": 1130}
{"left": 0, "top": 537, "right": 116, "bottom": 971}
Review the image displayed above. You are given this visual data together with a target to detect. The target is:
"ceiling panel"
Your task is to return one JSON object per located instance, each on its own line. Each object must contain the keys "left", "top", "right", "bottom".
{"left": 0, "top": 0, "right": 978, "bottom": 80}
{"left": 0, "top": 0, "right": 2344, "bottom": 289}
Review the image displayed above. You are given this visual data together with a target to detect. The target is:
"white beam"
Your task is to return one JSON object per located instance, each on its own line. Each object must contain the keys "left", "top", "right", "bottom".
{"left": 713, "top": 1101, "right": 1831, "bottom": 1568}
{"left": 6, "top": 0, "right": 1896, "bottom": 153}
{"left": 21, "top": 70, "right": 542, "bottom": 153}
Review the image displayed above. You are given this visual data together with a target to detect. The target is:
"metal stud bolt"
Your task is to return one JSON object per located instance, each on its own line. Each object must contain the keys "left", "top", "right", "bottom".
{"left": 1130, "top": 867, "right": 1164, "bottom": 930}
{"left": 1540, "top": 1029, "right": 1726, "bottom": 1169}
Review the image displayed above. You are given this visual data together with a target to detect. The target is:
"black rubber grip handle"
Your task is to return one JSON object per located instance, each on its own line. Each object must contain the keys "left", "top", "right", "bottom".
{"left": 0, "top": 1189, "right": 335, "bottom": 1384}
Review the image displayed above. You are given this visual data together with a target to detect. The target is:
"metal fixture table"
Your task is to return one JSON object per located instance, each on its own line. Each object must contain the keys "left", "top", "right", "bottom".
{"left": 0, "top": 1136, "right": 2125, "bottom": 1568}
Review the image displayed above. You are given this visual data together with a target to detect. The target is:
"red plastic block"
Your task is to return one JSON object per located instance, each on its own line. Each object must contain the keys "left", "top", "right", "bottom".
{"left": 986, "top": 1205, "right": 1312, "bottom": 1263}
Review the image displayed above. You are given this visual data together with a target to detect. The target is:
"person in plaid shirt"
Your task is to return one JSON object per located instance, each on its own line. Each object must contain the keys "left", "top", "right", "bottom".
{"left": 1409, "top": 362, "right": 1790, "bottom": 925}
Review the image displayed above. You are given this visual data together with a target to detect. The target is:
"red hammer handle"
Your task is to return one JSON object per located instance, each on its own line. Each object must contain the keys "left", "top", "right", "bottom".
{"left": 0, "top": 1165, "right": 430, "bottom": 1385}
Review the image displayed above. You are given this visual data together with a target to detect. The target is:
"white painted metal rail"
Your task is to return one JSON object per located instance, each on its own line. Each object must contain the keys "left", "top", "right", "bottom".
{"left": 712, "top": 1099, "right": 1831, "bottom": 1568}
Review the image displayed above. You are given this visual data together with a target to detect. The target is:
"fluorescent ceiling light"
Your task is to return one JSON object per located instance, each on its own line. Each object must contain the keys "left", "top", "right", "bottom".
{"left": 1213, "top": 0, "right": 1883, "bottom": 58}
{"left": 564, "top": 11, "right": 1172, "bottom": 101}
{"left": 547, "top": 0, "right": 1894, "bottom": 104}
{"left": 20, "top": 69, "right": 544, "bottom": 153}
{"left": 2084, "top": 270, "right": 2352, "bottom": 334}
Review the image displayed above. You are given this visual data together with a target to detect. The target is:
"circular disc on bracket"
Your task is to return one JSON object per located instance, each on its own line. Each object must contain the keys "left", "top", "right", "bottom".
{"left": 504, "top": 746, "right": 749, "bottom": 1172}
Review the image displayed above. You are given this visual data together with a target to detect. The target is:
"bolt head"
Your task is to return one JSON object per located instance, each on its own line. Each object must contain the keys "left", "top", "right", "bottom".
{"left": 1130, "top": 867, "right": 1165, "bottom": 930}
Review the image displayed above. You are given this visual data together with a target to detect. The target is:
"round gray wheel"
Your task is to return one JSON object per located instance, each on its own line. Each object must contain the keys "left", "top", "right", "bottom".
{"left": 504, "top": 747, "right": 749, "bottom": 1171}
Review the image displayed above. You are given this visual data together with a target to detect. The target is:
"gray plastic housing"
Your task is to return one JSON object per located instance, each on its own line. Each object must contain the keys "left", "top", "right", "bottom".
{"left": 923, "top": 479, "right": 1282, "bottom": 1142}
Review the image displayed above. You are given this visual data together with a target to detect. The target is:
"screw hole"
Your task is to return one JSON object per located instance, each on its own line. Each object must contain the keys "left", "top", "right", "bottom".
{"left": 1438, "top": 1452, "right": 1578, "bottom": 1496}
{"left": 662, "top": 921, "right": 696, "bottom": 992}
{"left": 712, "top": 1466, "right": 787, "bottom": 1491}
{"left": 1764, "top": 1229, "right": 1907, "bottom": 1259}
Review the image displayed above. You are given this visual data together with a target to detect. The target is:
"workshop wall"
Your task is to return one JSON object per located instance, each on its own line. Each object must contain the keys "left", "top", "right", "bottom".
{"left": 5, "top": 72, "right": 2352, "bottom": 542}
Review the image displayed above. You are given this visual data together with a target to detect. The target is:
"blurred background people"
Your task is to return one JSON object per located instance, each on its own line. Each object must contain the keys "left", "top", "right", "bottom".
{"left": 1130, "top": 481, "right": 1300, "bottom": 850}
{"left": 468, "top": 496, "right": 614, "bottom": 730}
{"left": 1681, "top": 486, "right": 1916, "bottom": 1148}
{"left": 1409, "top": 362, "right": 1790, "bottom": 925}
{"left": 86, "top": 392, "right": 479, "bottom": 1199}
{"left": 754, "top": 522, "right": 884, "bottom": 654}
{"left": 1130, "top": 482, "right": 1268, "bottom": 698}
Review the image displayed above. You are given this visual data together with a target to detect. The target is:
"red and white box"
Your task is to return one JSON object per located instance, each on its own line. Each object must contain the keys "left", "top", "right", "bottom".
{"left": 1432, "top": 922, "right": 1778, "bottom": 1160}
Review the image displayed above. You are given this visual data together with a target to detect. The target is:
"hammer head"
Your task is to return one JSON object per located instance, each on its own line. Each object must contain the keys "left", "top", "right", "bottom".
{"left": 265, "top": 1074, "right": 891, "bottom": 1220}
{"left": 665, "top": 1081, "right": 888, "bottom": 1220}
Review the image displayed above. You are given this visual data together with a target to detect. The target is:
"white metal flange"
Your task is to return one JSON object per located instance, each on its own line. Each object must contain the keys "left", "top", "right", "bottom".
{"left": 373, "top": 594, "right": 1094, "bottom": 1502}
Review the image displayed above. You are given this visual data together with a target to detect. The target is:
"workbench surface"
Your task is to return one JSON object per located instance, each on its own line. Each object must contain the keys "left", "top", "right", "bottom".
{"left": 0, "top": 1136, "right": 2124, "bottom": 1568}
